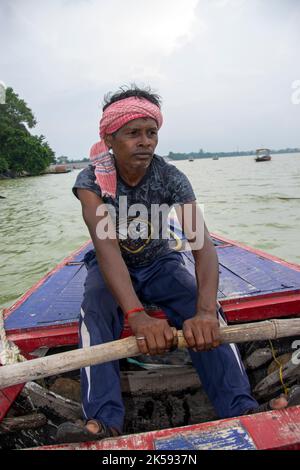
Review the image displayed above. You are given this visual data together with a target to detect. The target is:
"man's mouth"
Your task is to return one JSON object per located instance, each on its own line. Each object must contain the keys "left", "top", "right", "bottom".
{"left": 133, "top": 153, "right": 153, "bottom": 157}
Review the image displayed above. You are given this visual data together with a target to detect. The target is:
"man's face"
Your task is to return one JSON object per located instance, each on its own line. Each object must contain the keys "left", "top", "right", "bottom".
{"left": 105, "top": 117, "right": 158, "bottom": 170}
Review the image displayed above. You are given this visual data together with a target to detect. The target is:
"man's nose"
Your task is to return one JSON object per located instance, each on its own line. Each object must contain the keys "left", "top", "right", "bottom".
{"left": 138, "top": 133, "right": 152, "bottom": 147}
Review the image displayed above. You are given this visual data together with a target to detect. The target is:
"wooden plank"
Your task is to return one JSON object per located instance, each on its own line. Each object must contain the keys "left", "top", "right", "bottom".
{"left": 21, "top": 382, "right": 82, "bottom": 421}
{"left": 4, "top": 265, "right": 86, "bottom": 330}
{"left": 0, "top": 413, "right": 47, "bottom": 434}
{"left": 5, "top": 241, "right": 91, "bottom": 316}
{"left": 211, "top": 232, "right": 300, "bottom": 272}
{"left": 6, "top": 324, "right": 78, "bottom": 353}
{"left": 3, "top": 240, "right": 92, "bottom": 331}
{"left": 218, "top": 247, "right": 300, "bottom": 292}
{"left": 223, "top": 290, "right": 300, "bottom": 322}
{"left": 254, "top": 359, "right": 300, "bottom": 398}
{"left": 241, "top": 408, "right": 300, "bottom": 450}
{"left": 218, "top": 264, "right": 259, "bottom": 297}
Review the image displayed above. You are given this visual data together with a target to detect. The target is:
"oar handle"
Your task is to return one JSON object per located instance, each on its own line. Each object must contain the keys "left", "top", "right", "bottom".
{"left": 0, "top": 319, "right": 300, "bottom": 389}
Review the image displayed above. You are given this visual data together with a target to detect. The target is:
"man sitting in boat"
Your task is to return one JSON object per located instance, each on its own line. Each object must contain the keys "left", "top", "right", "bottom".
{"left": 57, "top": 86, "right": 290, "bottom": 443}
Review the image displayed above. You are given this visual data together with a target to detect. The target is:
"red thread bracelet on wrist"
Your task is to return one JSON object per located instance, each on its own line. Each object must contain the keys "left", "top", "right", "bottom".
{"left": 125, "top": 307, "right": 145, "bottom": 317}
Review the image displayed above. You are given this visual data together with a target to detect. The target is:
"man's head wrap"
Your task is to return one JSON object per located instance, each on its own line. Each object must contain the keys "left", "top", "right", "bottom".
{"left": 90, "top": 96, "right": 163, "bottom": 199}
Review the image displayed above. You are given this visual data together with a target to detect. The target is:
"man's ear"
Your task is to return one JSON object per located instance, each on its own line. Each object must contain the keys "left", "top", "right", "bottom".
{"left": 104, "top": 134, "right": 113, "bottom": 149}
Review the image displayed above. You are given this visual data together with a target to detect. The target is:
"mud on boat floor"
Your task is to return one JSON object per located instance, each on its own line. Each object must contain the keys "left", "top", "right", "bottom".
{"left": 0, "top": 373, "right": 217, "bottom": 449}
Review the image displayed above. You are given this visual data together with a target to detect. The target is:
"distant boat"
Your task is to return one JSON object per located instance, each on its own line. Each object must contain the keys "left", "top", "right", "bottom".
{"left": 255, "top": 148, "right": 271, "bottom": 162}
{"left": 47, "top": 164, "right": 72, "bottom": 174}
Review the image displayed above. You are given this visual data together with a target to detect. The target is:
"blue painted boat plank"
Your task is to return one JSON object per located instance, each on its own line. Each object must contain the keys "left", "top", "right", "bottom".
{"left": 4, "top": 264, "right": 87, "bottom": 330}
{"left": 247, "top": 253, "right": 300, "bottom": 286}
{"left": 36, "top": 267, "right": 87, "bottom": 325}
{"left": 182, "top": 250, "right": 261, "bottom": 298}
{"left": 71, "top": 243, "right": 93, "bottom": 262}
{"left": 181, "top": 251, "right": 226, "bottom": 298}
{"left": 155, "top": 435, "right": 195, "bottom": 450}
{"left": 218, "top": 247, "right": 300, "bottom": 293}
{"left": 36, "top": 301, "right": 81, "bottom": 324}
{"left": 218, "top": 265, "right": 260, "bottom": 297}
{"left": 154, "top": 421, "right": 256, "bottom": 450}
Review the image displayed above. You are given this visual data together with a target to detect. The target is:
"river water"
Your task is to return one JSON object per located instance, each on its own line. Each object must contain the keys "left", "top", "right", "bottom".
{"left": 1, "top": 153, "right": 300, "bottom": 309}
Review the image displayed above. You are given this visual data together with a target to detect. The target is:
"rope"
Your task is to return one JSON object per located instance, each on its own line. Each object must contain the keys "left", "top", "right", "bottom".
{"left": 0, "top": 309, "right": 26, "bottom": 366}
{"left": 268, "top": 339, "right": 289, "bottom": 396}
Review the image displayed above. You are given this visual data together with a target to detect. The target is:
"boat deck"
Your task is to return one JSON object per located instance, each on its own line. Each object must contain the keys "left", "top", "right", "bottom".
{"left": 3, "top": 235, "right": 300, "bottom": 345}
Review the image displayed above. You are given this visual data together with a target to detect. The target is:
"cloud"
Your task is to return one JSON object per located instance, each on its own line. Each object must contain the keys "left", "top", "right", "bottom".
{"left": 0, "top": 0, "right": 299, "bottom": 157}
{"left": 2, "top": 0, "right": 200, "bottom": 89}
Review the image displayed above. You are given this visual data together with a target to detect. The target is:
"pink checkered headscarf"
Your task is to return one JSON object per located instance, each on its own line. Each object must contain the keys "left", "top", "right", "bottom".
{"left": 90, "top": 97, "right": 163, "bottom": 199}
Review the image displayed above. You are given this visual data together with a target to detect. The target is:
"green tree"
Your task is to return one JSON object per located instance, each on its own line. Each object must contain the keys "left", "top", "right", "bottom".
{"left": 0, "top": 155, "right": 8, "bottom": 173}
{"left": 0, "top": 87, "right": 55, "bottom": 176}
{"left": 3, "top": 87, "right": 36, "bottom": 129}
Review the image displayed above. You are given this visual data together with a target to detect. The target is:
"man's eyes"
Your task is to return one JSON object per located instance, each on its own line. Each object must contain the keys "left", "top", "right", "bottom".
{"left": 127, "top": 130, "right": 157, "bottom": 136}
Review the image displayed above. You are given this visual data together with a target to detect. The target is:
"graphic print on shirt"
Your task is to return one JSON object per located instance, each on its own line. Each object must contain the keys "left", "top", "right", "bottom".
{"left": 118, "top": 216, "right": 154, "bottom": 254}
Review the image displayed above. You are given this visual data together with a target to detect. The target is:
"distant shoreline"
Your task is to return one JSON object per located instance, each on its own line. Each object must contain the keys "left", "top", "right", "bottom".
{"left": 167, "top": 149, "right": 300, "bottom": 161}
{"left": 1, "top": 150, "right": 299, "bottom": 179}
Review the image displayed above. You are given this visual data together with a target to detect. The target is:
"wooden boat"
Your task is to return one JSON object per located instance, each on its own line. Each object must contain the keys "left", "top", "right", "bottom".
{"left": 255, "top": 149, "right": 272, "bottom": 162}
{"left": 46, "top": 164, "right": 72, "bottom": 174}
{"left": 1, "top": 227, "right": 300, "bottom": 450}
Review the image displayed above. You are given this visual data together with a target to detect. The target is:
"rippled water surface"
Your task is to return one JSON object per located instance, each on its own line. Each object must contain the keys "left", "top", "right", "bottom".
{"left": 1, "top": 153, "right": 300, "bottom": 308}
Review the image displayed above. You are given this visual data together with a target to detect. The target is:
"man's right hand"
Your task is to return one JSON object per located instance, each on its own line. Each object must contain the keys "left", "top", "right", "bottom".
{"left": 128, "top": 312, "right": 176, "bottom": 356}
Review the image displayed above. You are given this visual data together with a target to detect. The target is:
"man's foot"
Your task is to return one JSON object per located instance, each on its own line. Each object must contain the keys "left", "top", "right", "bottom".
{"left": 86, "top": 419, "right": 101, "bottom": 434}
{"left": 85, "top": 420, "right": 120, "bottom": 437}
{"left": 268, "top": 394, "right": 288, "bottom": 410}
{"left": 245, "top": 385, "right": 300, "bottom": 415}
{"left": 56, "top": 419, "right": 120, "bottom": 444}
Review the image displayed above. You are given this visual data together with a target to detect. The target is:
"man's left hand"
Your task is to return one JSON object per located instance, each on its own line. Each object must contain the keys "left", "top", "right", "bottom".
{"left": 182, "top": 313, "right": 221, "bottom": 352}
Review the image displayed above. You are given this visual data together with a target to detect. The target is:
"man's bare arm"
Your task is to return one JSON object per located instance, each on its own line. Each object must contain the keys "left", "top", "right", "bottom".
{"left": 176, "top": 202, "right": 220, "bottom": 351}
{"left": 193, "top": 223, "right": 219, "bottom": 316}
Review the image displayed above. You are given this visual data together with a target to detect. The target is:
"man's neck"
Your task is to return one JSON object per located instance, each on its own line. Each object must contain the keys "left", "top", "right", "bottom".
{"left": 115, "top": 159, "right": 152, "bottom": 187}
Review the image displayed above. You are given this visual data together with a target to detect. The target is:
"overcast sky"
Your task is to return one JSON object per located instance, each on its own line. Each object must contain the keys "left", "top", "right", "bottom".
{"left": 1, "top": 0, "right": 299, "bottom": 158}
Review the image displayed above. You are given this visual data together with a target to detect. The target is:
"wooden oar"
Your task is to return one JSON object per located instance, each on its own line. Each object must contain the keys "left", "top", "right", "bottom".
{"left": 0, "top": 318, "right": 300, "bottom": 389}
